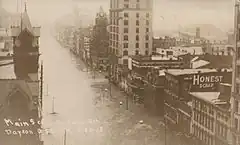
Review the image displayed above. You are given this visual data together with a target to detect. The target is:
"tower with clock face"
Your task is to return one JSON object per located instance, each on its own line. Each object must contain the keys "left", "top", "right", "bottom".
{"left": 11, "top": 5, "right": 40, "bottom": 80}
{"left": 95, "top": 6, "right": 108, "bottom": 27}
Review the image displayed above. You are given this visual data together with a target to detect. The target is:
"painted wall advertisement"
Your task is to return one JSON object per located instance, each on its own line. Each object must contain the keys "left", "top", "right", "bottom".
{"left": 186, "top": 72, "right": 231, "bottom": 92}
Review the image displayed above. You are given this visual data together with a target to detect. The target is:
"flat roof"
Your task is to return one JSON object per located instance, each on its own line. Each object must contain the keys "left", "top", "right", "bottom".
{"left": 165, "top": 68, "right": 231, "bottom": 76}
{"left": 131, "top": 55, "right": 179, "bottom": 61}
{"left": 190, "top": 92, "right": 221, "bottom": 104}
{"left": 0, "top": 63, "right": 16, "bottom": 79}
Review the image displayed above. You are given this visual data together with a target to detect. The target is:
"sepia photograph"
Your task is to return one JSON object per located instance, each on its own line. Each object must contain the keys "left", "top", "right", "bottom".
{"left": 0, "top": 0, "right": 238, "bottom": 145}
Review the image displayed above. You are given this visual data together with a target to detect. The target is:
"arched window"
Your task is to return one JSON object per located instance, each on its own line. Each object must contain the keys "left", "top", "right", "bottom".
{"left": 124, "top": 35, "right": 128, "bottom": 41}
{"left": 123, "top": 50, "right": 128, "bottom": 56}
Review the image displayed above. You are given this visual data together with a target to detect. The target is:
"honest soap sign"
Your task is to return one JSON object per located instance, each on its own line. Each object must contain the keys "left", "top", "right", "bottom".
{"left": 191, "top": 74, "right": 223, "bottom": 90}
{"left": 3, "top": 118, "right": 41, "bottom": 137}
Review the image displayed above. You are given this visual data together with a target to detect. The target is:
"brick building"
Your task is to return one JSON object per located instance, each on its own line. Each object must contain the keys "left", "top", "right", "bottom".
{"left": 164, "top": 68, "right": 232, "bottom": 140}
{"left": 190, "top": 83, "right": 232, "bottom": 145}
{"left": 126, "top": 55, "right": 185, "bottom": 109}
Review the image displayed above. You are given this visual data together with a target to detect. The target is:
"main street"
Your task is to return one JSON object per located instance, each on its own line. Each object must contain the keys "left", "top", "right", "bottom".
{"left": 39, "top": 27, "right": 186, "bottom": 145}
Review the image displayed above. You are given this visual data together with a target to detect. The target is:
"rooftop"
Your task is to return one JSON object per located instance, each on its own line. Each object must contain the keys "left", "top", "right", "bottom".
{"left": 0, "top": 63, "right": 16, "bottom": 79}
{"left": 172, "top": 46, "right": 204, "bottom": 55}
{"left": 131, "top": 55, "right": 179, "bottom": 62}
{"left": 190, "top": 92, "right": 222, "bottom": 104}
{"left": 191, "top": 60, "right": 210, "bottom": 68}
{"left": 190, "top": 92, "right": 230, "bottom": 108}
{"left": 165, "top": 68, "right": 231, "bottom": 76}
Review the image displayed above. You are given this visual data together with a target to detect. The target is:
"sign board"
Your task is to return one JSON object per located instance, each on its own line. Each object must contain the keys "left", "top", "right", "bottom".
{"left": 184, "top": 72, "right": 232, "bottom": 92}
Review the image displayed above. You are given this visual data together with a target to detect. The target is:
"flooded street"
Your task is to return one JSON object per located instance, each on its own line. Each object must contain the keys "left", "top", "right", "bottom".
{"left": 37, "top": 27, "right": 185, "bottom": 145}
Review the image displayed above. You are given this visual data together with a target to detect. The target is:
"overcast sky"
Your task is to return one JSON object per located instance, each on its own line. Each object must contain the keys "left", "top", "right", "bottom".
{"left": 2, "top": 0, "right": 234, "bottom": 32}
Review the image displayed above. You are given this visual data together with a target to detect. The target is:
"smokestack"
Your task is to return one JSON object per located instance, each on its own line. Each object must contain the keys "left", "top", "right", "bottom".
{"left": 196, "top": 27, "right": 200, "bottom": 38}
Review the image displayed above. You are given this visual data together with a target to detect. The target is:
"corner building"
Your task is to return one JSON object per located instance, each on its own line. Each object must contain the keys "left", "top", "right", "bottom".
{"left": 109, "top": 0, "right": 153, "bottom": 82}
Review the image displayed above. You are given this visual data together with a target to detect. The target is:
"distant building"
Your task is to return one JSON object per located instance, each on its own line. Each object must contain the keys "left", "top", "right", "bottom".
{"left": 83, "top": 36, "right": 91, "bottom": 62}
{"left": 205, "top": 44, "right": 233, "bottom": 56}
{"left": 153, "top": 36, "right": 176, "bottom": 52}
{"left": 90, "top": 6, "right": 109, "bottom": 70}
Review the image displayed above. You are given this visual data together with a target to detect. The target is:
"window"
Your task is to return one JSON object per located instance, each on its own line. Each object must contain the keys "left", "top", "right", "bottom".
{"left": 136, "top": 13, "right": 139, "bottom": 18}
{"left": 136, "top": 35, "right": 139, "bottom": 41}
{"left": 124, "top": 20, "right": 128, "bottom": 25}
{"left": 146, "top": 20, "right": 149, "bottom": 25}
{"left": 136, "top": 43, "right": 139, "bottom": 48}
{"left": 123, "top": 59, "right": 128, "bottom": 64}
{"left": 145, "top": 43, "right": 149, "bottom": 48}
{"left": 124, "top": 28, "right": 128, "bottom": 33}
{"left": 135, "top": 50, "right": 139, "bottom": 55}
{"left": 124, "top": 13, "right": 128, "bottom": 17}
{"left": 237, "top": 47, "right": 240, "bottom": 59}
{"left": 124, "top": 35, "right": 128, "bottom": 41}
{"left": 146, "top": 28, "right": 149, "bottom": 32}
{"left": 146, "top": 13, "right": 149, "bottom": 18}
{"left": 123, "top": 43, "right": 128, "bottom": 48}
{"left": 237, "top": 83, "right": 240, "bottom": 94}
{"left": 145, "top": 35, "right": 149, "bottom": 40}
{"left": 235, "top": 100, "right": 239, "bottom": 113}
{"left": 136, "top": 20, "right": 139, "bottom": 26}
{"left": 235, "top": 118, "right": 239, "bottom": 131}
{"left": 238, "top": 66, "right": 240, "bottom": 77}
{"left": 145, "top": 50, "right": 149, "bottom": 55}
{"left": 136, "top": 28, "right": 139, "bottom": 33}
{"left": 124, "top": 4, "right": 129, "bottom": 8}
{"left": 123, "top": 50, "right": 128, "bottom": 56}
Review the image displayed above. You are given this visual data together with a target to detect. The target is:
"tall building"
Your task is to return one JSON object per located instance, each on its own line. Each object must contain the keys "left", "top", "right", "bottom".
{"left": 109, "top": 0, "right": 153, "bottom": 66}
{"left": 90, "top": 6, "right": 109, "bottom": 69}
{"left": 231, "top": 2, "right": 240, "bottom": 145}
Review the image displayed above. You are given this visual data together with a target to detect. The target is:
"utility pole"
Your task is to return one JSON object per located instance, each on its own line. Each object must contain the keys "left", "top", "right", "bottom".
{"left": 63, "top": 129, "right": 67, "bottom": 145}
{"left": 40, "top": 61, "right": 43, "bottom": 109}
{"left": 125, "top": 95, "right": 128, "bottom": 110}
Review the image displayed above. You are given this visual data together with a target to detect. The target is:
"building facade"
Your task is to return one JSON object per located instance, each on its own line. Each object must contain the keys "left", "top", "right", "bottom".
{"left": 126, "top": 55, "right": 185, "bottom": 110}
{"left": 191, "top": 83, "right": 232, "bottom": 145}
{"left": 109, "top": 0, "right": 153, "bottom": 81}
{"left": 231, "top": 3, "right": 240, "bottom": 145}
{"left": 164, "top": 69, "right": 232, "bottom": 141}
{"left": 90, "top": 6, "right": 109, "bottom": 70}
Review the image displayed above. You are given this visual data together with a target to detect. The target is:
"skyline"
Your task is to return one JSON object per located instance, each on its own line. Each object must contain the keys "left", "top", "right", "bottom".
{"left": 2, "top": 0, "right": 234, "bottom": 32}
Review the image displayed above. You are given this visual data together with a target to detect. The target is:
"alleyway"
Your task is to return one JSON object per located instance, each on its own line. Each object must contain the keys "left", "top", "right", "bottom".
{"left": 39, "top": 27, "right": 187, "bottom": 145}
